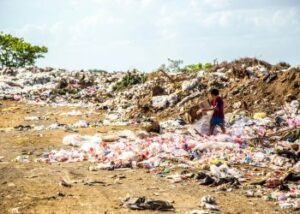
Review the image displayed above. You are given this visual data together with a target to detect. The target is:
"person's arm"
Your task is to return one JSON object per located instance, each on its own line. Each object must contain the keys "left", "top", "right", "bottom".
{"left": 201, "top": 107, "right": 215, "bottom": 112}
{"left": 197, "top": 100, "right": 216, "bottom": 114}
{"left": 197, "top": 107, "right": 214, "bottom": 115}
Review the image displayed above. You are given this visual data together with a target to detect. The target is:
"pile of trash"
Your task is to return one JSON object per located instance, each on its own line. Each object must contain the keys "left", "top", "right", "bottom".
{"left": 1, "top": 58, "right": 299, "bottom": 211}
{"left": 0, "top": 67, "right": 128, "bottom": 107}
{"left": 39, "top": 101, "right": 299, "bottom": 170}
{"left": 1, "top": 58, "right": 299, "bottom": 121}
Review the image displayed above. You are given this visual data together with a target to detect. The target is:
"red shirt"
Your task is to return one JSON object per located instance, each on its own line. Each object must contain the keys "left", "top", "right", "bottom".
{"left": 211, "top": 97, "right": 224, "bottom": 118}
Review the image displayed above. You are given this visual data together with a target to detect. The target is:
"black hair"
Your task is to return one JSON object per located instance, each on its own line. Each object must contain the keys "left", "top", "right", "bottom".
{"left": 210, "top": 88, "right": 219, "bottom": 96}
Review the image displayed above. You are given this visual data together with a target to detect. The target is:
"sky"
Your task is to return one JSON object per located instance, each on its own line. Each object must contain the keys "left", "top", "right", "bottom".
{"left": 0, "top": 0, "right": 299, "bottom": 71}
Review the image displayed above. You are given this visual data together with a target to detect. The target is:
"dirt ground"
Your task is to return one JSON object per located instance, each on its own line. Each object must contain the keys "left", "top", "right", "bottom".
{"left": 0, "top": 101, "right": 295, "bottom": 214}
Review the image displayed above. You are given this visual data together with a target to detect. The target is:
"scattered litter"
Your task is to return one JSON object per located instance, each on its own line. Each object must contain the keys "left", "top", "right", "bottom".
{"left": 15, "top": 155, "right": 30, "bottom": 163}
{"left": 60, "top": 110, "right": 82, "bottom": 116}
{"left": 200, "top": 195, "right": 219, "bottom": 211}
{"left": 24, "top": 116, "right": 39, "bottom": 121}
{"left": 83, "top": 179, "right": 106, "bottom": 186}
{"left": 59, "top": 178, "right": 72, "bottom": 188}
{"left": 121, "top": 196, "right": 175, "bottom": 211}
{"left": 190, "top": 210, "right": 209, "bottom": 214}
{"left": 73, "top": 120, "right": 88, "bottom": 128}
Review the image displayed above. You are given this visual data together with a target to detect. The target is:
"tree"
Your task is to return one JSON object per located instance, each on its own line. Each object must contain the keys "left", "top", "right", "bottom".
{"left": 167, "top": 58, "right": 183, "bottom": 72}
{"left": 0, "top": 32, "right": 48, "bottom": 68}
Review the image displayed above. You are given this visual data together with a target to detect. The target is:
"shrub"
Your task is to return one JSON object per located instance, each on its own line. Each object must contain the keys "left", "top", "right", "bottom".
{"left": 112, "top": 72, "right": 147, "bottom": 92}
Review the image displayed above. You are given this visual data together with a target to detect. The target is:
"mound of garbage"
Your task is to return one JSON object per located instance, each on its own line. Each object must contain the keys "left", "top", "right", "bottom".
{"left": 0, "top": 58, "right": 299, "bottom": 122}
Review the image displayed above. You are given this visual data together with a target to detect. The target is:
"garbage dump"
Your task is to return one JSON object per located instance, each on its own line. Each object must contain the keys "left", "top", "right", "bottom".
{"left": 0, "top": 58, "right": 300, "bottom": 212}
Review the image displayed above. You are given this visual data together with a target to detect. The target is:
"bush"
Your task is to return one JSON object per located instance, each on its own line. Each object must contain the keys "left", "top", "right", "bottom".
{"left": 88, "top": 69, "right": 107, "bottom": 73}
{"left": 112, "top": 72, "right": 147, "bottom": 92}
{"left": 184, "top": 63, "right": 203, "bottom": 73}
{"left": 52, "top": 88, "right": 80, "bottom": 95}
{"left": 182, "top": 62, "right": 213, "bottom": 73}
{"left": 204, "top": 63, "right": 213, "bottom": 70}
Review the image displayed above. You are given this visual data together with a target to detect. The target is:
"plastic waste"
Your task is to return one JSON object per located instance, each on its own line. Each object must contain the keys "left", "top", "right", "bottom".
{"left": 253, "top": 112, "right": 267, "bottom": 119}
{"left": 62, "top": 134, "right": 101, "bottom": 147}
{"left": 73, "top": 120, "right": 88, "bottom": 128}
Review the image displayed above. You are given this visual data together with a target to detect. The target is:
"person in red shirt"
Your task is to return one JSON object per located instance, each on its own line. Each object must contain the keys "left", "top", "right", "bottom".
{"left": 197, "top": 88, "right": 226, "bottom": 135}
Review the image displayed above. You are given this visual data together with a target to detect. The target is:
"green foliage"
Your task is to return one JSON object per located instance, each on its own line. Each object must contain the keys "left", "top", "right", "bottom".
{"left": 167, "top": 58, "right": 183, "bottom": 72}
{"left": 184, "top": 63, "right": 203, "bottom": 73}
{"left": 0, "top": 32, "right": 48, "bottom": 67}
{"left": 204, "top": 62, "right": 213, "bottom": 70}
{"left": 182, "top": 62, "right": 213, "bottom": 73}
{"left": 88, "top": 69, "right": 108, "bottom": 73}
{"left": 51, "top": 88, "right": 81, "bottom": 95}
{"left": 112, "top": 72, "right": 147, "bottom": 92}
{"left": 166, "top": 58, "right": 213, "bottom": 73}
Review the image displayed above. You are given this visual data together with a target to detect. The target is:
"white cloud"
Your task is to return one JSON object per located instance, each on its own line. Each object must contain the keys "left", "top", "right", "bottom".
{"left": 189, "top": 0, "right": 229, "bottom": 9}
{"left": 2, "top": 0, "right": 299, "bottom": 70}
{"left": 201, "top": 11, "right": 233, "bottom": 27}
{"left": 204, "top": 0, "right": 229, "bottom": 8}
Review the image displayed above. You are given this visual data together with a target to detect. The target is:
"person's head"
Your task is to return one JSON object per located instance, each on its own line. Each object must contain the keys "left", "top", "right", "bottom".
{"left": 210, "top": 88, "right": 219, "bottom": 98}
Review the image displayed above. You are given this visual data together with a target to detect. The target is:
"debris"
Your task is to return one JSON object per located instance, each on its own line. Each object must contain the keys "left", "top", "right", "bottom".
{"left": 60, "top": 110, "right": 82, "bottom": 116}
{"left": 60, "top": 178, "right": 72, "bottom": 188}
{"left": 24, "top": 116, "right": 39, "bottom": 121}
{"left": 121, "top": 196, "right": 175, "bottom": 211}
{"left": 14, "top": 125, "right": 31, "bottom": 131}
{"left": 182, "top": 78, "right": 199, "bottom": 92}
{"left": 83, "top": 179, "right": 106, "bottom": 186}
{"left": 190, "top": 210, "right": 209, "bottom": 214}
{"left": 253, "top": 112, "right": 267, "bottom": 120}
{"left": 177, "top": 92, "right": 201, "bottom": 107}
{"left": 143, "top": 120, "right": 160, "bottom": 133}
{"left": 200, "top": 195, "right": 219, "bottom": 211}
{"left": 73, "top": 120, "right": 88, "bottom": 128}
{"left": 15, "top": 155, "right": 30, "bottom": 163}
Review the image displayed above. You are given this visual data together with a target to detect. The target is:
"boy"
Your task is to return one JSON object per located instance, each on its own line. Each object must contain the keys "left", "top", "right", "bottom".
{"left": 197, "top": 88, "right": 226, "bottom": 135}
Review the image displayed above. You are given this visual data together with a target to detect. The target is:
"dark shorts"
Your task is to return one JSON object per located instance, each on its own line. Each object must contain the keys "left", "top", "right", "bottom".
{"left": 210, "top": 117, "right": 224, "bottom": 126}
